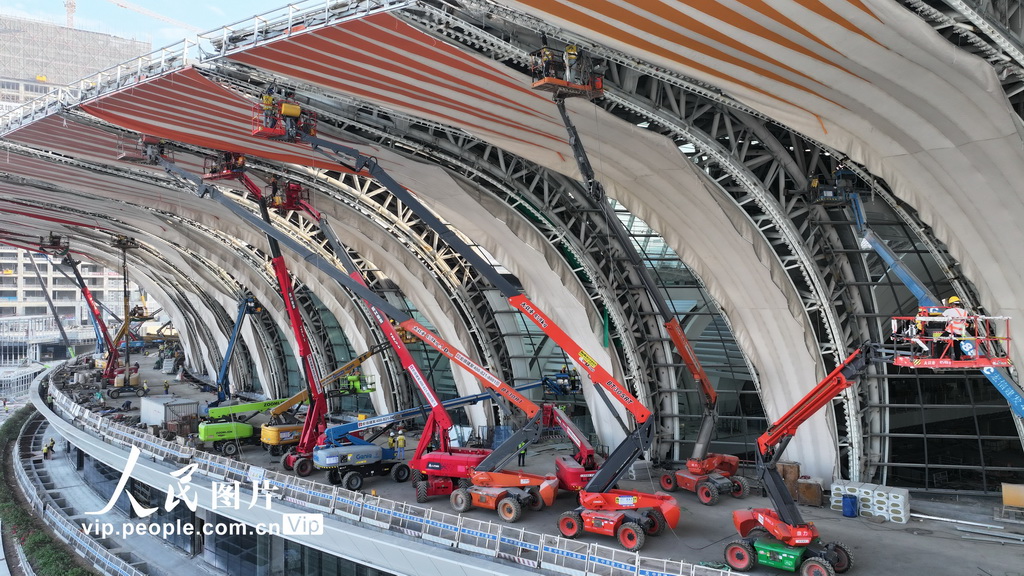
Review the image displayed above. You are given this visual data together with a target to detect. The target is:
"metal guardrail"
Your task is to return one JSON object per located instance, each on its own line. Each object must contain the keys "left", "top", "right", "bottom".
{"left": 13, "top": 539, "right": 36, "bottom": 576}
{"left": 41, "top": 366, "right": 730, "bottom": 576}
{"left": 0, "top": 0, "right": 412, "bottom": 136}
{"left": 12, "top": 408, "right": 145, "bottom": 576}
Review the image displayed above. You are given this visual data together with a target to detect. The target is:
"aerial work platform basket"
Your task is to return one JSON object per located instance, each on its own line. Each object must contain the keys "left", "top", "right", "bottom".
{"left": 891, "top": 312, "right": 1012, "bottom": 369}
{"left": 252, "top": 99, "right": 317, "bottom": 141}
{"left": 528, "top": 46, "right": 604, "bottom": 101}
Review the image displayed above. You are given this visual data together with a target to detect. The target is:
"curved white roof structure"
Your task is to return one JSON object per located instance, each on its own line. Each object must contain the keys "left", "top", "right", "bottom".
{"left": 2, "top": 0, "right": 1022, "bottom": 482}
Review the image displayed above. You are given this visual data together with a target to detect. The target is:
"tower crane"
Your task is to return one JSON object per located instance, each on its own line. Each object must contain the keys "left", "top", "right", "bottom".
{"left": 103, "top": 0, "right": 203, "bottom": 33}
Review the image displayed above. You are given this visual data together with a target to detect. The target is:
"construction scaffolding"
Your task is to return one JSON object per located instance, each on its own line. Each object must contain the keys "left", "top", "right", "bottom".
{"left": 0, "top": 15, "right": 150, "bottom": 111}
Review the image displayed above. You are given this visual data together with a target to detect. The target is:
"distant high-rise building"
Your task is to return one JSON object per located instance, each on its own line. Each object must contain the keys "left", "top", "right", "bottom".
{"left": 0, "top": 15, "right": 152, "bottom": 342}
{"left": 0, "top": 15, "right": 150, "bottom": 113}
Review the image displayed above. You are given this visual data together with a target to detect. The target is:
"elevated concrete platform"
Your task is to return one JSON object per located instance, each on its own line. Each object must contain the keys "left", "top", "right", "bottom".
{"left": 29, "top": 358, "right": 1024, "bottom": 576}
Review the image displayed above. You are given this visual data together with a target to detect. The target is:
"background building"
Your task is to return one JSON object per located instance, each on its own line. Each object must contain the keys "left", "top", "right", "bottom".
{"left": 0, "top": 15, "right": 153, "bottom": 369}
{"left": 0, "top": 15, "right": 150, "bottom": 113}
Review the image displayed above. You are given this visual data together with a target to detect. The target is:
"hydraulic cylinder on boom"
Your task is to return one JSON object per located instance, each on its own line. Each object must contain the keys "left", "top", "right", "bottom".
{"left": 531, "top": 45, "right": 750, "bottom": 507}
{"left": 251, "top": 76, "right": 678, "bottom": 548}
{"left": 724, "top": 345, "right": 873, "bottom": 575}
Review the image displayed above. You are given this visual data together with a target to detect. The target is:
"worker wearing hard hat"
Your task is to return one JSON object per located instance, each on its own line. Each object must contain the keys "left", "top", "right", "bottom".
{"left": 563, "top": 44, "right": 580, "bottom": 83}
{"left": 942, "top": 296, "right": 970, "bottom": 360}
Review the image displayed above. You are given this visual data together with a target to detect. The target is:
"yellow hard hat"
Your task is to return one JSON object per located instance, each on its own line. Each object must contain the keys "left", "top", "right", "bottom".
{"left": 947, "top": 296, "right": 961, "bottom": 305}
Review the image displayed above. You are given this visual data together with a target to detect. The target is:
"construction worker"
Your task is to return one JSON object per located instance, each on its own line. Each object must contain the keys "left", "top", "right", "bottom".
{"left": 942, "top": 296, "right": 970, "bottom": 360}
{"left": 395, "top": 431, "right": 406, "bottom": 459}
{"left": 347, "top": 369, "right": 361, "bottom": 394}
{"left": 388, "top": 431, "right": 396, "bottom": 450}
{"left": 537, "top": 34, "right": 557, "bottom": 79}
{"left": 47, "top": 438, "right": 55, "bottom": 455}
{"left": 42, "top": 443, "right": 49, "bottom": 460}
{"left": 143, "top": 380, "right": 149, "bottom": 394}
{"left": 517, "top": 441, "right": 527, "bottom": 467}
{"left": 563, "top": 44, "right": 580, "bottom": 83}
{"left": 261, "top": 87, "right": 277, "bottom": 128}
{"left": 905, "top": 306, "right": 930, "bottom": 354}
{"left": 163, "top": 380, "right": 170, "bottom": 395}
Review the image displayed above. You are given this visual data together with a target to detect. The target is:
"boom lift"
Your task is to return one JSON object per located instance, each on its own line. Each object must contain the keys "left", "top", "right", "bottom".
{"left": 198, "top": 397, "right": 289, "bottom": 456}
{"left": 213, "top": 159, "right": 499, "bottom": 495}
{"left": 141, "top": 142, "right": 487, "bottom": 484}
{"left": 261, "top": 342, "right": 394, "bottom": 455}
{"left": 531, "top": 46, "right": 750, "bottom": 507}
{"left": 62, "top": 252, "right": 139, "bottom": 388}
{"left": 210, "top": 295, "right": 261, "bottom": 408}
{"left": 724, "top": 345, "right": 872, "bottom": 575}
{"left": 146, "top": 144, "right": 493, "bottom": 486}
{"left": 312, "top": 377, "right": 556, "bottom": 491}
{"left": 200, "top": 153, "right": 327, "bottom": 476}
{"left": 0, "top": 233, "right": 77, "bottom": 359}
{"left": 192, "top": 160, "right": 578, "bottom": 521}
{"left": 252, "top": 86, "right": 678, "bottom": 547}
{"left": 815, "top": 173, "right": 1021, "bottom": 417}
{"left": 259, "top": 388, "right": 308, "bottom": 454}
{"left": 209, "top": 140, "right": 576, "bottom": 519}
{"left": 320, "top": 230, "right": 498, "bottom": 505}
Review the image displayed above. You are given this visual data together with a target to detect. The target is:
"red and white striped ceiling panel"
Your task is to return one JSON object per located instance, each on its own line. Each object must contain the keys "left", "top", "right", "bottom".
{"left": 71, "top": 68, "right": 370, "bottom": 173}
{"left": 228, "top": 13, "right": 570, "bottom": 158}
{"left": 0, "top": 152, "right": 179, "bottom": 204}
{"left": 4, "top": 114, "right": 208, "bottom": 176}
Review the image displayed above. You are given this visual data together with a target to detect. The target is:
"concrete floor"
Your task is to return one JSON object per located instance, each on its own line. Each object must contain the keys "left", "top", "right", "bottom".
{"left": 46, "top": 356, "right": 1024, "bottom": 576}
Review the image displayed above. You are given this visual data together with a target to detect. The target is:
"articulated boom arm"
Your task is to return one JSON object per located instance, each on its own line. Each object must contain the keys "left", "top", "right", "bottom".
{"left": 319, "top": 342, "right": 389, "bottom": 387}
{"left": 848, "top": 191, "right": 1024, "bottom": 417}
{"left": 64, "top": 254, "right": 120, "bottom": 378}
{"left": 749, "top": 345, "right": 871, "bottom": 533}
{"left": 758, "top": 346, "right": 869, "bottom": 462}
{"left": 200, "top": 162, "right": 325, "bottom": 455}
{"left": 282, "top": 131, "right": 646, "bottom": 423}
{"left": 545, "top": 404, "right": 596, "bottom": 468}
{"left": 212, "top": 296, "right": 260, "bottom": 406}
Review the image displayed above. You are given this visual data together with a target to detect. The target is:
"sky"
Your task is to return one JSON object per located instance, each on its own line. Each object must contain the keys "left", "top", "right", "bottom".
{"left": 0, "top": 0, "right": 295, "bottom": 48}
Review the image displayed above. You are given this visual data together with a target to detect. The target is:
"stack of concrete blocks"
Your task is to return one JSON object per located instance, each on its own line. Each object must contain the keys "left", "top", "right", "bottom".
{"left": 628, "top": 459, "right": 653, "bottom": 481}
{"left": 829, "top": 479, "right": 910, "bottom": 523}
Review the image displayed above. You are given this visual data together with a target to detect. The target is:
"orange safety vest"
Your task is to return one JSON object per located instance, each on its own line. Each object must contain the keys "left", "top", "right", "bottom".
{"left": 943, "top": 307, "right": 968, "bottom": 335}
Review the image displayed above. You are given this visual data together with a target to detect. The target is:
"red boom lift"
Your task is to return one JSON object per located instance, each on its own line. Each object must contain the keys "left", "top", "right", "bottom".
{"left": 251, "top": 85, "right": 678, "bottom": 549}
{"left": 724, "top": 345, "right": 873, "bottom": 575}
{"left": 63, "top": 251, "right": 137, "bottom": 386}
{"left": 199, "top": 153, "right": 327, "bottom": 476}
{"left": 530, "top": 44, "right": 751, "bottom": 507}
